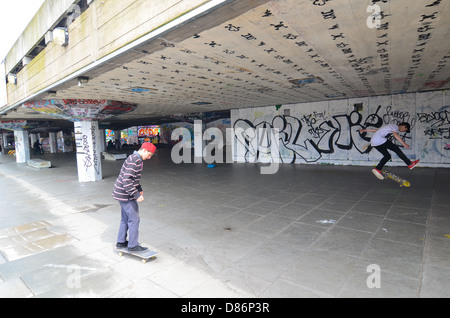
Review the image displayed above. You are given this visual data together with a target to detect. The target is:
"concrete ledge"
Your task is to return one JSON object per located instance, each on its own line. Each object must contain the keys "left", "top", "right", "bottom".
{"left": 27, "top": 159, "right": 51, "bottom": 169}
{"left": 102, "top": 152, "right": 127, "bottom": 161}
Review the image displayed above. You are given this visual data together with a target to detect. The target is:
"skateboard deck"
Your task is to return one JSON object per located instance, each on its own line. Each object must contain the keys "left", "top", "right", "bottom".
{"left": 115, "top": 246, "right": 158, "bottom": 263}
{"left": 382, "top": 170, "right": 410, "bottom": 187}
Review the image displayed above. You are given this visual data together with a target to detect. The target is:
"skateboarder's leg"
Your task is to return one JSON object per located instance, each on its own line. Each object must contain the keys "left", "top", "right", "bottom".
{"left": 117, "top": 200, "right": 140, "bottom": 248}
{"left": 117, "top": 201, "right": 129, "bottom": 245}
{"left": 126, "top": 200, "right": 140, "bottom": 248}
{"left": 374, "top": 143, "right": 391, "bottom": 170}
{"left": 385, "top": 141, "right": 412, "bottom": 166}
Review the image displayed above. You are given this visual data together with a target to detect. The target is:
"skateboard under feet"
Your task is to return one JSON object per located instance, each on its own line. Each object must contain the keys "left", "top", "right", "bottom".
{"left": 115, "top": 246, "right": 158, "bottom": 263}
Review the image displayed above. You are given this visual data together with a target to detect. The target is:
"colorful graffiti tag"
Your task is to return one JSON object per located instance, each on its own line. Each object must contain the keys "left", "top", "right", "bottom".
{"left": 22, "top": 99, "right": 137, "bottom": 121}
{"left": 0, "top": 120, "right": 40, "bottom": 131}
{"left": 138, "top": 126, "right": 160, "bottom": 137}
{"left": 232, "top": 91, "right": 450, "bottom": 166}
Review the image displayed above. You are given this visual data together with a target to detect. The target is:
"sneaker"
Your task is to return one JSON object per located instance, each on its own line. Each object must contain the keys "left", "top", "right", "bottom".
{"left": 116, "top": 241, "right": 128, "bottom": 248}
{"left": 408, "top": 159, "right": 420, "bottom": 170}
{"left": 372, "top": 168, "right": 384, "bottom": 180}
{"left": 128, "top": 245, "right": 149, "bottom": 252}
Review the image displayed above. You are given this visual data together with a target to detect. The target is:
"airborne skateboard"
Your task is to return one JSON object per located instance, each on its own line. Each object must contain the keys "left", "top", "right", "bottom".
{"left": 382, "top": 170, "right": 410, "bottom": 188}
{"left": 115, "top": 246, "right": 158, "bottom": 263}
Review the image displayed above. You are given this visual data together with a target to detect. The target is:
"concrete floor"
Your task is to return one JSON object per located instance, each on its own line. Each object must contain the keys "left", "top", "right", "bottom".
{"left": 0, "top": 149, "right": 449, "bottom": 298}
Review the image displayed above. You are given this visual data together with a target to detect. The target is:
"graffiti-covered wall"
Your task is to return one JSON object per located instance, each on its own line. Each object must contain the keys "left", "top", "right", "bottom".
{"left": 231, "top": 90, "right": 450, "bottom": 167}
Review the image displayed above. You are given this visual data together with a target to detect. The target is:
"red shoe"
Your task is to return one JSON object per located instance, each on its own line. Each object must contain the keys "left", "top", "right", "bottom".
{"left": 372, "top": 168, "right": 384, "bottom": 180}
{"left": 408, "top": 159, "right": 420, "bottom": 170}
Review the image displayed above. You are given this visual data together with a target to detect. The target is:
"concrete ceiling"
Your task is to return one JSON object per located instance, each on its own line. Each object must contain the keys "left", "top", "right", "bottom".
{"left": 4, "top": 0, "right": 450, "bottom": 128}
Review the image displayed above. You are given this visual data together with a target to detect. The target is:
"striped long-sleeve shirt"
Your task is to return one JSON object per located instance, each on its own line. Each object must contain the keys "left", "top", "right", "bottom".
{"left": 112, "top": 151, "right": 143, "bottom": 201}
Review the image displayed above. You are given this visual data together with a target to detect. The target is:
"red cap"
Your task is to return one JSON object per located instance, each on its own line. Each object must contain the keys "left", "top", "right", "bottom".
{"left": 141, "top": 142, "right": 156, "bottom": 154}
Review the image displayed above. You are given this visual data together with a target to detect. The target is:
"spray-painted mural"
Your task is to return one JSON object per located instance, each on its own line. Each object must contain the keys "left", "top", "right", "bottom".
{"left": 231, "top": 90, "right": 450, "bottom": 167}
{"left": 22, "top": 100, "right": 137, "bottom": 121}
{"left": 160, "top": 122, "right": 194, "bottom": 146}
{"left": 0, "top": 120, "right": 40, "bottom": 131}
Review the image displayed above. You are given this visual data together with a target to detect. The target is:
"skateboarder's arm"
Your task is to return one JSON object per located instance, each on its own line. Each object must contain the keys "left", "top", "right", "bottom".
{"left": 121, "top": 155, "right": 144, "bottom": 200}
{"left": 359, "top": 128, "right": 378, "bottom": 133}
{"left": 393, "top": 132, "right": 410, "bottom": 149}
{"left": 122, "top": 175, "right": 142, "bottom": 200}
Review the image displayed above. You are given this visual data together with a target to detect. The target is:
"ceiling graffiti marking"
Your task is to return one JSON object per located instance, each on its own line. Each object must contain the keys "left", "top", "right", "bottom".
{"left": 6, "top": 0, "right": 449, "bottom": 124}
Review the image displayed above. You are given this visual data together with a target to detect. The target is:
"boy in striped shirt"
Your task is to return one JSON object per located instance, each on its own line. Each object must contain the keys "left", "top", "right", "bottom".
{"left": 113, "top": 142, "right": 156, "bottom": 251}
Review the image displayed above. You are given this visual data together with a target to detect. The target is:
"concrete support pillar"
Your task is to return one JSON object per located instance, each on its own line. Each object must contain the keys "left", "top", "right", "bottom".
{"left": 0, "top": 134, "right": 4, "bottom": 155}
{"left": 2, "top": 133, "right": 7, "bottom": 149}
{"left": 49, "top": 132, "right": 57, "bottom": 153}
{"left": 14, "top": 130, "right": 30, "bottom": 163}
{"left": 57, "top": 131, "right": 68, "bottom": 153}
{"left": 1, "top": 133, "right": 10, "bottom": 155}
{"left": 30, "top": 134, "right": 39, "bottom": 146}
{"left": 114, "top": 130, "right": 121, "bottom": 150}
{"left": 130, "top": 126, "right": 138, "bottom": 145}
{"left": 74, "top": 121, "right": 102, "bottom": 182}
{"left": 99, "top": 129, "right": 106, "bottom": 152}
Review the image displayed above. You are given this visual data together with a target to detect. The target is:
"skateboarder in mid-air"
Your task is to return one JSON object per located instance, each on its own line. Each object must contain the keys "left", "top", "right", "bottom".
{"left": 359, "top": 122, "right": 420, "bottom": 180}
{"left": 112, "top": 142, "right": 156, "bottom": 252}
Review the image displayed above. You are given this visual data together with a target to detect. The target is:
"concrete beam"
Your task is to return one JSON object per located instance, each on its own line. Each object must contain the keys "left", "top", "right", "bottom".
{"left": 4, "top": 0, "right": 78, "bottom": 74}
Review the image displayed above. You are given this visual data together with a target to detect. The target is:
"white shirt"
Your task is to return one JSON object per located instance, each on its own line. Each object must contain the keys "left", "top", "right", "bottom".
{"left": 371, "top": 124, "right": 399, "bottom": 147}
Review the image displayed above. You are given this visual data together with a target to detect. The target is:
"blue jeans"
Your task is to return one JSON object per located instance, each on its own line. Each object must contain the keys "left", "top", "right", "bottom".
{"left": 117, "top": 200, "right": 140, "bottom": 248}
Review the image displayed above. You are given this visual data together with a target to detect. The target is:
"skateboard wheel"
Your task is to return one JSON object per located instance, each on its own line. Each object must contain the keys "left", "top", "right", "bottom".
{"left": 142, "top": 259, "right": 147, "bottom": 264}
{"left": 119, "top": 252, "right": 123, "bottom": 257}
